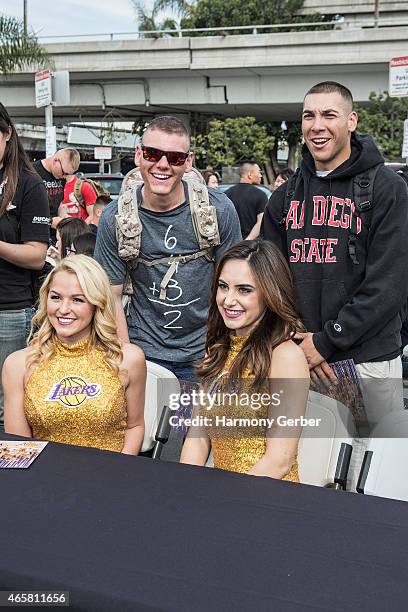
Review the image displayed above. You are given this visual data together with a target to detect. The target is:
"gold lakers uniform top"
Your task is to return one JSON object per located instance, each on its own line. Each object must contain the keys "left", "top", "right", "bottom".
{"left": 204, "top": 334, "right": 299, "bottom": 481}
{"left": 24, "top": 337, "right": 127, "bottom": 452}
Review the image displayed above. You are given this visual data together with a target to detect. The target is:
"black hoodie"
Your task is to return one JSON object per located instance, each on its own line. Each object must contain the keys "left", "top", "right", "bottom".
{"left": 262, "top": 133, "right": 408, "bottom": 364}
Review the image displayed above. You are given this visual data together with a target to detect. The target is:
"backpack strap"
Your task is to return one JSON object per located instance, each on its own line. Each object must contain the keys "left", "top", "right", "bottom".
{"left": 115, "top": 167, "right": 220, "bottom": 300}
{"left": 348, "top": 165, "right": 381, "bottom": 265}
{"left": 73, "top": 179, "right": 85, "bottom": 211}
{"left": 137, "top": 249, "right": 210, "bottom": 300}
{"left": 184, "top": 171, "right": 220, "bottom": 262}
{"left": 115, "top": 168, "right": 143, "bottom": 264}
{"left": 280, "top": 168, "right": 300, "bottom": 227}
{"left": 115, "top": 169, "right": 143, "bottom": 301}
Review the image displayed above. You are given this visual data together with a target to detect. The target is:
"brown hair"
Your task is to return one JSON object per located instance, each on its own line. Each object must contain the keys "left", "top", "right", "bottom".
{"left": 143, "top": 115, "right": 190, "bottom": 146}
{"left": 73, "top": 232, "right": 96, "bottom": 257}
{"left": 304, "top": 81, "right": 353, "bottom": 108}
{"left": 276, "top": 167, "right": 294, "bottom": 182}
{"left": 202, "top": 170, "right": 219, "bottom": 185}
{"left": 57, "top": 217, "right": 89, "bottom": 258}
{"left": 197, "top": 240, "right": 304, "bottom": 388}
{"left": 0, "top": 102, "right": 35, "bottom": 216}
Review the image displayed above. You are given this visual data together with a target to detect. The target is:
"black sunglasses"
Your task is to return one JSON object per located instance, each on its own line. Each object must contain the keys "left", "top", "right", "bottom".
{"left": 55, "top": 158, "right": 69, "bottom": 176}
{"left": 141, "top": 145, "right": 189, "bottom": 167}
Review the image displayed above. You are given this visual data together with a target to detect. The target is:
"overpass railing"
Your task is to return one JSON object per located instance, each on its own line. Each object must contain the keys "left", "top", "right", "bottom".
{"left": 38, "top": 16, "right": 408, "bottom": 43}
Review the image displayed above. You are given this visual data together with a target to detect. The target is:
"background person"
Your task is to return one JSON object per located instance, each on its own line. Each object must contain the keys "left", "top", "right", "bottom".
{"left": 3, "top": 255, "right": 146, "bottom": 455}
{"left": 225, "top": 161, "right": 268, "bottom": 240}
{"left": 33, "top": 148, "right": 80, "bottom": 232}
{"left": 72, "top": 233, "right": 97, "bottom": 257}
{"left": 62, "top": 173, "right": 97, "bottom": 221}
{"left": 88, "top": 196, "right": 110, "bottom": 236}
{"left": 0, "top": 102, "right": 50, "bottom": 428}
{"left": 180, "top": 240, "right": 309, "bottom": 479}
{"left": 202, "top": 171, "right": 219, "bottom": 189}
{"left": 273, "top": 167, "right": 294, "bottom": 190}
{"left": 55, "top": 217, "right": 90, "bottom": 259}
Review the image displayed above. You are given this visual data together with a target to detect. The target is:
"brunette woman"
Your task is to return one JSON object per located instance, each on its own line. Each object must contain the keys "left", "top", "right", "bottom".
{"left": 0, "top": 102, "right": 49, "bottom": 426}
{"left": 180, "top": 240, "right": 309, "bottom": 479}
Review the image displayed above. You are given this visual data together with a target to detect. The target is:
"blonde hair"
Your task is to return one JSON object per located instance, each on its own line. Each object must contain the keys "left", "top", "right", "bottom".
{"left": 27, "top": 255, "right": 122, "bottom": 373}
{"left": 60, "top": 147, "right": 80, "bottom": 172}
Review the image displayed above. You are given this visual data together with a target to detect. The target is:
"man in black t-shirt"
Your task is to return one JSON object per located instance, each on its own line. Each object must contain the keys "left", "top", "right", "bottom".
{"left": 33, "top": 148, "right": 80, "bottom": 232}
{"left": 225, "top": 162, "right": 268, "bottom": 239}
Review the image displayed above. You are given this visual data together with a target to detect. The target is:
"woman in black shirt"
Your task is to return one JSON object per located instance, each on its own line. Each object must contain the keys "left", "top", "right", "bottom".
{"left": 0, "top": 102, "right": 50, "bottom": 428}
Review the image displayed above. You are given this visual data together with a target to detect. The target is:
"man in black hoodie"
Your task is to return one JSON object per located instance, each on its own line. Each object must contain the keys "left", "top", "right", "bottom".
{"left": 262, "top": 82, "right": 408, "bottom": 448}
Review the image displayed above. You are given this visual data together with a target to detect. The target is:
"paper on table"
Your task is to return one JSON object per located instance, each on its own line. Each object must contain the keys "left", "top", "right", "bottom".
{"left": 0, "top": 440, "right": 48, "bottom": 469}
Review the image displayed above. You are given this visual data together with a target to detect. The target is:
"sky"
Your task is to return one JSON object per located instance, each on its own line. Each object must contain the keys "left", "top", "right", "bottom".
{"left": 2, "top": 0, "right": 144, "bottom": 39}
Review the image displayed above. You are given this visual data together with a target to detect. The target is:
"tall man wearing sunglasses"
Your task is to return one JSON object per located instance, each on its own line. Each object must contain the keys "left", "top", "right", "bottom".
{"left": 33, "top": 148, "right": 80, "bottom": 232}
{"left": 95, "top": 116, "right": 241, "bottom": 381}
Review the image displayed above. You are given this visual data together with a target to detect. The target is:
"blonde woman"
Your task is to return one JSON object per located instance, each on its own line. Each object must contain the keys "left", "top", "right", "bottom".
{"left": 3, "top": 255, "right": 146, "bottom": 455}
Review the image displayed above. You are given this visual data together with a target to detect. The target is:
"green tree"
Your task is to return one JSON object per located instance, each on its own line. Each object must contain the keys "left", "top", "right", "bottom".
{"left": 0, "top": 15, "right": 50, "bottom": 74}
{"left": 193, "top": 116, "right": 275, "bottom": 168}
{"left": 355, "top": 91, "right": 408, "bottom": 161}
{"left": 193, "top": 116, "right": 302, "bottom": 182}
{"left": 260, "top": 120, "right": 302, "bottom": 181}
{"left": 136, "top": 0, "right": 329, "bottom": 37}
{"left": 285, "top": 121, "right": 302, "bottom": 169}
{"left": 181, "top": 0, "right": 326, "bottom": 34}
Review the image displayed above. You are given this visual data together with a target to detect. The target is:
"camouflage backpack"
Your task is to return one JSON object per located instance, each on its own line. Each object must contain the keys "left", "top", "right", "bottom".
{"left": 73, "top": 178, "right": 111, "bottom": 213}
{"left": 115, "top": 167, "right": 220, "bottom": 300}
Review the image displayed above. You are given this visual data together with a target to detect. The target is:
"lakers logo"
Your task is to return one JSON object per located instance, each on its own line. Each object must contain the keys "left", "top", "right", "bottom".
{"left": 46, "top": 376, "right": 101, "bottom": 407}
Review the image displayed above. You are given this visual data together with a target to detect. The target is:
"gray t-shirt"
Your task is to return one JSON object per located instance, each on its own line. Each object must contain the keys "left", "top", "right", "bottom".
{"left": 94, "top": 185, "right": 242, "bottom": 362}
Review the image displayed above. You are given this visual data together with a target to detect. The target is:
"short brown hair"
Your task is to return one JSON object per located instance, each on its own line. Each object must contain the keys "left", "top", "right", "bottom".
{"left": 143, "top": 116, "right": 190, "bottom": 146}
{"left": 304, "top": 81, "right": 353, "bottom": 108}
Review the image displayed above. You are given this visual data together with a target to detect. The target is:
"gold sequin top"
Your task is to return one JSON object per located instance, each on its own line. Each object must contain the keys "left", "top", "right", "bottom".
{"left": 24, "top": 337, "right": 127, "bottom": 452}
{"left": 204, "top": 335, "right": 298, "bottom": 481}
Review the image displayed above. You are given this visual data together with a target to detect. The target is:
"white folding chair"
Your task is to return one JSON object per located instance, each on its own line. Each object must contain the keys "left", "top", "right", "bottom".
{"left": 206, "top": 390, "right": 357, "bottom": 484}
{"left": 142, "top": 361, "right": 180, "bottom": 455}
{"left": 357, "top": 411, "right": 408, "bottom": 501}
{"left": 298, "top": 390, "right": 356, "bottom": 486}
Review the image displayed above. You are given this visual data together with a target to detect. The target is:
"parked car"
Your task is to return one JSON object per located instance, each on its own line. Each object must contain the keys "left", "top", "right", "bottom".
{"left": 78, "top": 173, "right": 124, "bottom": 201}
{"left": 385, "top": 163, "right": 408, "bottom": 185}
{"left": 218, "top": 183, "right": 272, "bottom": 198}
{"left": 385, "top": 163, "right": 408, "bottom": 172}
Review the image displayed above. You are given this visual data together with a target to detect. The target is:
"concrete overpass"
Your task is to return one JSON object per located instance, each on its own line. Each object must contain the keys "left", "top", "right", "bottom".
{"left": 2, "top": 23, "right": 408, "bottom": 124}
{"left": 300, "top": 0, "right": 408, "bottom": 24}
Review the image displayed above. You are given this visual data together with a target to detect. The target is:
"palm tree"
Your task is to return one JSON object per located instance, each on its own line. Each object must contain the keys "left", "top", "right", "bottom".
{"left": 132, "top": 0, "right": 180, "bottom": 37}
{"left": 0, "top": 15, "right": 51, "bottom": 75}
